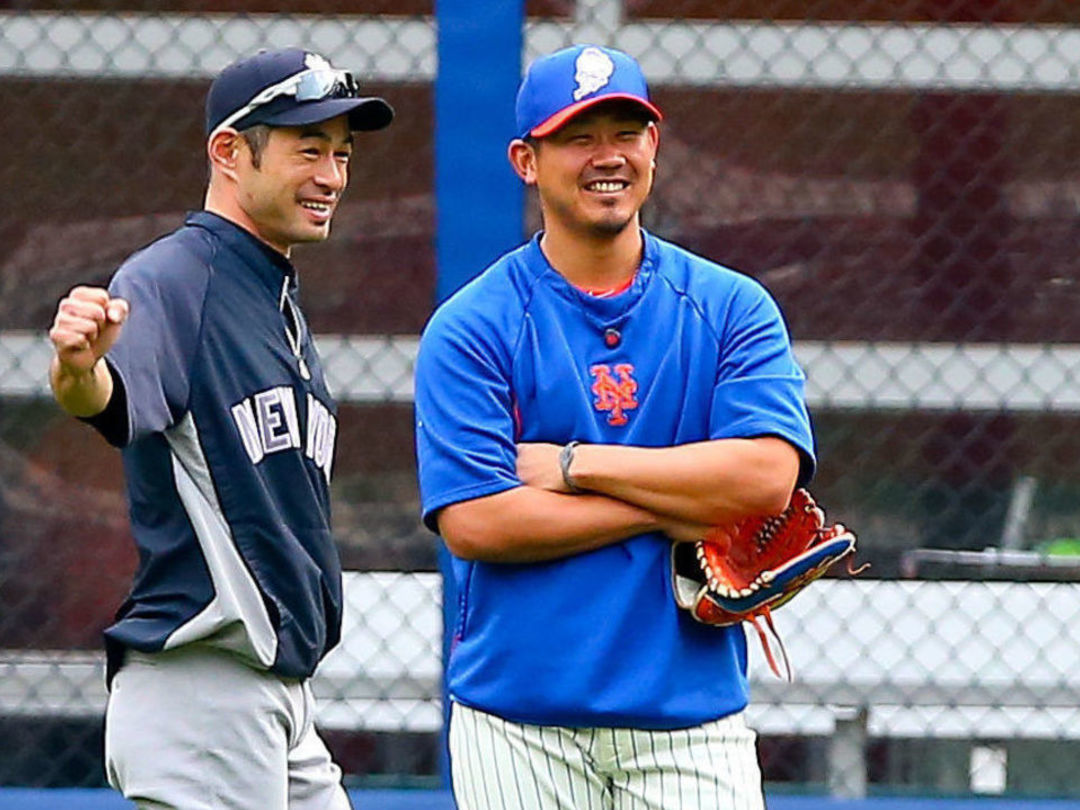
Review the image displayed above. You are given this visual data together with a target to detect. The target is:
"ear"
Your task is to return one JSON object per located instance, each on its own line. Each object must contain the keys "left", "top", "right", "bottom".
{"left": 508, "top": 139, "right": 538, "bottom": 186}
{"left": 207, "top": 129, "right": 242, "bottom": 180}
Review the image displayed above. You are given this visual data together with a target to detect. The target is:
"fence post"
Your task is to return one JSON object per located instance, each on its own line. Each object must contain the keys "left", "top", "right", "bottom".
{"left": 828, "top": 705, "right": 869, "bottom": 798}
{"left": 434, "top": 0, "right": 524, "bottom": 788}
{"left": 434, "top": 0, "right": 524, "bottom": 302}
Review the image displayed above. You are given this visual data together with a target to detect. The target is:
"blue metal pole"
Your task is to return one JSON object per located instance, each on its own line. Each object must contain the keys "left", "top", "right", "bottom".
{"left": 435, "top": 0, "right": 523, "bottom": 302}
{"left": 433, "top": 0, "right": 524, "bottom": 790}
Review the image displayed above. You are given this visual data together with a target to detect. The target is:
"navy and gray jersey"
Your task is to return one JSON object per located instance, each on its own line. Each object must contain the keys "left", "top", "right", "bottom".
{"left": 91, "top": 211, "right": 341, "bottom": 684}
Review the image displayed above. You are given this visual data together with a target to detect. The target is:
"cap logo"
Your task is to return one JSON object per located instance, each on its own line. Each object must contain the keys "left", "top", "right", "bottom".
{"left": 304, "top": 52, "right": 333, "bottom": 72}
{"left": 572, "top": 47, "right": 615, "bottom": 101}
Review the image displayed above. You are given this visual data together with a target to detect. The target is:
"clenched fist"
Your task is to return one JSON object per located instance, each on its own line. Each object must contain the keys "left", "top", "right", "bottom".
{"left": 49, "top": 286, "right": 129, "bottom": 416}
{"left": 50, "top": 286, "right": 129, "bottom": 373}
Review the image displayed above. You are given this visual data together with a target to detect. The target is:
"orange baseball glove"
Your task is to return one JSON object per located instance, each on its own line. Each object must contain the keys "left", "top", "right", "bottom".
{"left": 671, "top": 488, "right": 860, "bottom": 679}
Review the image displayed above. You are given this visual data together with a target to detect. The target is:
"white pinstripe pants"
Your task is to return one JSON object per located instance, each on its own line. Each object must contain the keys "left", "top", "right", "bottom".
{"left": 449, "top": 701, "right": 765, "bottom": 810}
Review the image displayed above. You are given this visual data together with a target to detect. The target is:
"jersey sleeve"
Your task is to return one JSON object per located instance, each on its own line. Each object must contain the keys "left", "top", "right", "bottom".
{"left": 100, "top": 239, "right": 210, "bottom": 446}
{"left": 710, "top": 279, "right": 816, "bottom": 485}
{"left": 414, "top": 306, "right": 521, "bottom": 533}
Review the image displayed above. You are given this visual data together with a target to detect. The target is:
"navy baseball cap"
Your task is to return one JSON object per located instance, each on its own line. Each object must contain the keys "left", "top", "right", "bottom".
{"left": 206, "top": 48, "right": 394, "bottom": 136}
{"left": 515, "top": 44, "right": 662, "bottom": 139}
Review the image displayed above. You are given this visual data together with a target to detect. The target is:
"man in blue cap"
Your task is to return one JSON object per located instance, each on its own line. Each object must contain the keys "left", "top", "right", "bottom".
{"left": 415, "top": 44, "right": 814, "bottom": 808}
{"left": 48, "top": 48, "right": 392, "bottom": 809}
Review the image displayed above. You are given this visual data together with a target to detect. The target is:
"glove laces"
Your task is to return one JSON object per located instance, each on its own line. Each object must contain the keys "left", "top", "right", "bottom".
{"left": 747, "top": 606, "right": 792, "bottom": 681}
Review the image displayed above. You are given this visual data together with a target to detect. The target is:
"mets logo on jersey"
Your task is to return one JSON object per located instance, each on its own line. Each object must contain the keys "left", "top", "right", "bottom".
{"left": 590, "top": 363, "right": 638, "bottom": 426}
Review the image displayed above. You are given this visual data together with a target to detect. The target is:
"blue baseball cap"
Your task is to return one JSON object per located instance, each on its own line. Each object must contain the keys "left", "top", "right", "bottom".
{"left": 515, "top": 44, "right": 662, "bottom": 139}
{"left": 205, "top": 48, "right": 394, "bottom": 136}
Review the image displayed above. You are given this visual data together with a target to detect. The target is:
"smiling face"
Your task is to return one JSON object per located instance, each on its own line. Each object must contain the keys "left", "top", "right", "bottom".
{"left": 510, "top": 101, "right": 659, "bottom": 242}
{"left": 232, "top": 115, "right": 354, "bottom": 254}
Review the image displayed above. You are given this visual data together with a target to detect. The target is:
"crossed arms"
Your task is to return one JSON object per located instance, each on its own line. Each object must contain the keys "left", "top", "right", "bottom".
{"left": 437, "top": 436, "right": 800, "bottom": 563}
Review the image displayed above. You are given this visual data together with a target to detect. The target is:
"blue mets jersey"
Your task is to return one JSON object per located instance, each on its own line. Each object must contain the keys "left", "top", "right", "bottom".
{"left": 416, "top": 230, "right": 815, "bottom": 729}
{"left": 93, "top": 211, "right": 341, "bottom": 684}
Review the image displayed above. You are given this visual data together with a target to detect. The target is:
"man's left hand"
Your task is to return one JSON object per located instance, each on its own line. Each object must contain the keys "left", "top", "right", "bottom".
{"left": 516, "top": 442, "right": 569, "bottom": 492}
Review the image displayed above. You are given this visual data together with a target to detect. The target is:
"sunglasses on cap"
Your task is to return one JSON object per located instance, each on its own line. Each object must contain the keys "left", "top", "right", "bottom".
{"left": 212, "top": 66, "right": 360, "bottom": 134}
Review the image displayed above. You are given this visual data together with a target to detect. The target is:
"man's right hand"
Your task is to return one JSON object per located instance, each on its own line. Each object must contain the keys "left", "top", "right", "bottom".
{"left": 657, "top": 514, "right": 712, "bottom": 544}
{"left": 48, "top": 286, "right": 129, "bottom": 416}
{"left": 50, "top": 286, "right": 129, "bottom": 374}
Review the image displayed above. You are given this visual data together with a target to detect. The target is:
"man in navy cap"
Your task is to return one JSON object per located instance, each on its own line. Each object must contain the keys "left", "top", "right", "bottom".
{"left": 48, "top": 48, "right": 393, "bottom": 809}
{"left": 415, "top": 44, "right": 813, "bottom": 808}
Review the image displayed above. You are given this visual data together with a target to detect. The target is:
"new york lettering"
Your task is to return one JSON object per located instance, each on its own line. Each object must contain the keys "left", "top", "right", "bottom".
{"left": 231, "top": 387, "right": 337, "bottom": 481}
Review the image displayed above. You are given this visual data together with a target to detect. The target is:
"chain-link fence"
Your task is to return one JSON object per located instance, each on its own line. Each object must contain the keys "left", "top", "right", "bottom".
{"left": 0, "top": 1, "right": 437, "bottom": 788}
{"left": 2, "top": 0, "right": 1080, "bottom": 799}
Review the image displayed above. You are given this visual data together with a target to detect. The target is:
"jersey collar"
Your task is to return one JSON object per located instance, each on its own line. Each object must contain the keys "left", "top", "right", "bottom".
{"left": 523, "top": 228, "right": 659, "bottom": 319}
{"left": 186, "top": 210, "right": 298, "bottom": 296}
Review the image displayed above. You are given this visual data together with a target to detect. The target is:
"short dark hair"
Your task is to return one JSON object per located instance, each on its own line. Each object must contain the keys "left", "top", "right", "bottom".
{"left": 239, "top": 124, "right": 272, "bottom": 169}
